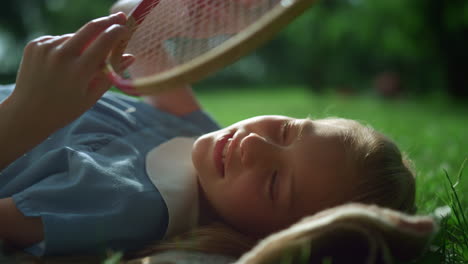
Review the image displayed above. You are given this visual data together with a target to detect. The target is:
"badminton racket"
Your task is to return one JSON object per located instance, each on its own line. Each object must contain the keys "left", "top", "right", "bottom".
{"left": 105, "top": 0, "right": 317, "bottom": 95}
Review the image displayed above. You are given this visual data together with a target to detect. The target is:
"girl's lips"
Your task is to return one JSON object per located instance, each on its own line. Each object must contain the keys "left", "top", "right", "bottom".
{"left": 213, "top": 132, "right": 234, "bottom": 177}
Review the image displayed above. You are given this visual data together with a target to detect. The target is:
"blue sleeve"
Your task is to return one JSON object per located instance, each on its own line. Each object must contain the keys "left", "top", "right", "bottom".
{"left": 15, "top": 189, "right": 168, "bottom": 256}
{"left": 6, "top": 143, "right": 169, "bottom": 256}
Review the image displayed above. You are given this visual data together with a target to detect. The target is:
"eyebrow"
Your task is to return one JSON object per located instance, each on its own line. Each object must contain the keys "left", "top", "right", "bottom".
{"left": 295, "top": 118, "right": 310, "bottom": 141}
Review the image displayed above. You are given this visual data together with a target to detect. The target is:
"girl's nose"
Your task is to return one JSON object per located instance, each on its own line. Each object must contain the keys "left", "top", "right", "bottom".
{"left": 240, "top": 133, "right": 280, "bottom": 168}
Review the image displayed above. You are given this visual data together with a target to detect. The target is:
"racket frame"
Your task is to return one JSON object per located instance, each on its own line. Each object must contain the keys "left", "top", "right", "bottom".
{"left": 106, "top": 0, "right": 317, "bottom": 95}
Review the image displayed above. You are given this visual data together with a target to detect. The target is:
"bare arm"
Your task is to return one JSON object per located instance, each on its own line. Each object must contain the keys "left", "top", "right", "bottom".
{"left": 139, "top": 45, "right": 202, "bottom": 115}
{"left": 143, "top": 85, "right": 201, "bottom": 116}
{"left": 0, "top": 96, "right": 59, "bottom": 170}
{"left": 0, "top": 198, "right": 44, "bottom": 248}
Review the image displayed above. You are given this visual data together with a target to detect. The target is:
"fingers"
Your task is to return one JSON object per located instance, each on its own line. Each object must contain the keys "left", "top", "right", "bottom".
{"left": 23, "top": 34, "right": 74, "bottom": 59}
{"left": 40, "top": 34, "right": 74, "bottom": 47}
{"left": 116, "top": 54, "right": 135, "bottom": 73}
{"left": 62, "top": 12, "right": 127, "bottom": 56}
{"left": 87, "top": 53, "right": 136, "bottom": 105}
{"left": 80, "top": 24, "right": 130, "bottom": 74}
{"left": 19, "top": 13, "right": 132, "bottom": 105}
{"left": 24, "top": 35, "right": 57, "bottom": 53}
{"left": 30, "top": 35, "right": 55, "bottom": 44}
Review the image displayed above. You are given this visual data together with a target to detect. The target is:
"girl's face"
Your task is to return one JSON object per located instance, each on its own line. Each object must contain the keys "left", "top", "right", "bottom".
{"left": 192, "top": 116, "right": 357, "bottom": 236}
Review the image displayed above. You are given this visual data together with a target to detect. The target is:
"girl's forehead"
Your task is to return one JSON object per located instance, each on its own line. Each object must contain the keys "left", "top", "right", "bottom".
{"left": 252, "top": 115, "right": 292, "bottom": 122}
{"left": 231, "top": 115, "right": 292, "bottom": 127}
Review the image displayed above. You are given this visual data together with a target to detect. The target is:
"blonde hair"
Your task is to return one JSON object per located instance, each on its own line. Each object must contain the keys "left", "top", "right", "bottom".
{"left": 129, "top": 118, "right": 416, "bottom": 260}
{"left": 128, "top": 223, "right": 256, "bottom": 259}
{"left": 332, "top": 118, "right": 416, "bottom": 214}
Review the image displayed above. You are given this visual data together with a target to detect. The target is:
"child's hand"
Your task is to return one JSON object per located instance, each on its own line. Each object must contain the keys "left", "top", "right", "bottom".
{"left": 11, "top": 12, "right": 130, "bottom": 129}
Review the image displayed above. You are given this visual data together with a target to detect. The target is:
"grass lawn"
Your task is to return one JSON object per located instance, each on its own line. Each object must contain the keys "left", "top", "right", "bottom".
{"left": 196, "top": 85, "right": 468, "bottom": 263}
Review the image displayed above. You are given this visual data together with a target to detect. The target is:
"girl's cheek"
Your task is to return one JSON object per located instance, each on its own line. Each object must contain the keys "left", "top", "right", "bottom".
{"left": 236, "top": 174, "right": 261, "bottom": 198}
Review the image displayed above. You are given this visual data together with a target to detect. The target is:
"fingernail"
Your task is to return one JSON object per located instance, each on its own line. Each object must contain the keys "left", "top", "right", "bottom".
{"left": 111, "top": 11, "right": 124, "bottom": 17}
{"left": 105, "top": 24, "right": 123, "bottom": 34}
{"left": 120, "top": 56, "right": 135, "bottom": 69}
{"left": 121, "top": 55, "right": 135, "bottom": 63}
{"left": 111, "top": 12, "right": 127, "bottom": 24}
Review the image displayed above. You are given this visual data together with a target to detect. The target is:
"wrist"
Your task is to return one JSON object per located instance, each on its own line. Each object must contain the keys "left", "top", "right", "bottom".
{"left": 0, "top": 97, "right": 42, "bottom": 168}
{"left": 7, "top": 88, "right": 67, "bottom": 133}
{"left": 0, "top": 93, "right": 61, "bottom": 169}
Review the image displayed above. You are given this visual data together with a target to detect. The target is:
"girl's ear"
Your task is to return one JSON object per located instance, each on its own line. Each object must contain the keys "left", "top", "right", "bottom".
{"left": 110, "top": 0, "right": 139, "bottom": 15}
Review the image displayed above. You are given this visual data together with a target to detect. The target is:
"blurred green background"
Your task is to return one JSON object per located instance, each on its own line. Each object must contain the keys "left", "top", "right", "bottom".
{"left": 1, "top": 0, "right": 467, "bottom": 99}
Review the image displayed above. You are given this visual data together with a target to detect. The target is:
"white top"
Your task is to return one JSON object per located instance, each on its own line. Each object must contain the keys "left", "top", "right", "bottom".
{"left": 145, "top": 137, "right": 199, "bottom": 238}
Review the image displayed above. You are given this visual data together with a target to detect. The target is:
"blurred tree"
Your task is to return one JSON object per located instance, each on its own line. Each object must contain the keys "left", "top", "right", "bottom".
{"left": 290, "top": 0, "right": 467, "bottom": 98}
{"left": 423, "top": 0, "right": 468, "bottom": 98}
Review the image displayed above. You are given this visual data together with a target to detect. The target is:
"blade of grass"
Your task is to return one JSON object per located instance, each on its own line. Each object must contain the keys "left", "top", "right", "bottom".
{"left": 440, "top": 159, "right": 468, "bottom": 264}
{"left": 102, "top": 251, "right": 123, "bottom": 264}
{"left": 452, "top": 158, "right": 466, "bottom": 188}
{"left": 443, "top": 168, "right": 468, "bottom": 249}
{"left": 453, "top": 159, "right": 467, "bottom": 229}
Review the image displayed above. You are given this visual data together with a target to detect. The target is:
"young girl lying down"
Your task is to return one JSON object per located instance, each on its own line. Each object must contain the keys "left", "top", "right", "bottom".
{"left": 0, "top": 6, "right": 415, "bottom": 258}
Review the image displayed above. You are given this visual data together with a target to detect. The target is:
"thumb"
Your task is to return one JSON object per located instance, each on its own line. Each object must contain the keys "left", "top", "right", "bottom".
{"left": 86, "top": 72, "right": 111, "bottom": 106}
{"left": 116, "top": 53, "right": 135, "bottom": 73}
{"left": 88, "top": 53, "right": 137, "bottom": 101}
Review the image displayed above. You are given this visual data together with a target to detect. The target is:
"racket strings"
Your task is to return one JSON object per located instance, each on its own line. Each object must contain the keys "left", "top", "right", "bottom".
{"left": 124, "top": 0, "right": 280, "bottom": 80}
{"left": 135, "top": 3, "right": 160, "bottom": 22}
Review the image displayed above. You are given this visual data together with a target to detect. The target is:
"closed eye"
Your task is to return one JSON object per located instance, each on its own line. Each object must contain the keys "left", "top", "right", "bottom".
{"left": 269, "top": 170, "right": 278, "bottom": 201}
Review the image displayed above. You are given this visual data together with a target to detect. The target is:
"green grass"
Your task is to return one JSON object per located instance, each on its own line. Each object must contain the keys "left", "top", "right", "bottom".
{"left": 196, "top": 86, "right": 468, "bottom": 263}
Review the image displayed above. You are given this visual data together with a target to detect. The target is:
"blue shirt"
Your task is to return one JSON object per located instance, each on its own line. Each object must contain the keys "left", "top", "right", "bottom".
{"left": 0, "top": 84, "right": 220, "bottom": 255}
